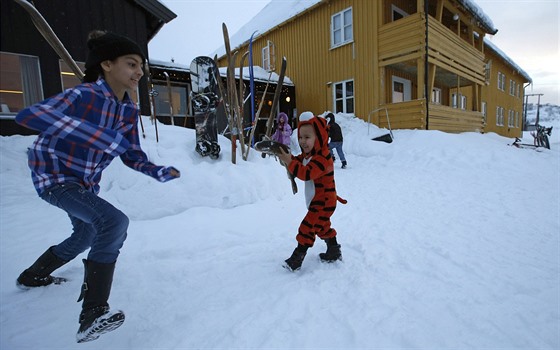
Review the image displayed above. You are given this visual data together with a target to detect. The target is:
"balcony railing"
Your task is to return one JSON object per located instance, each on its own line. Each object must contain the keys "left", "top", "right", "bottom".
{"left": 379, "top": 13, "right": 485, "bottom": 85}
{"left": 372, "top": 99, "right": 484, "bottom": 132}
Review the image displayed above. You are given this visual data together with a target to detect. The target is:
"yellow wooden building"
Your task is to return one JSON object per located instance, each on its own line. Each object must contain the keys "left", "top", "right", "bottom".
{"left": 215, "top": 0, "right": 531, "bottom": 137}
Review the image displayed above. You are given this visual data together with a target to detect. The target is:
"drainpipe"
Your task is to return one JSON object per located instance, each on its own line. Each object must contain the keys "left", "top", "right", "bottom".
{"left": 425, "top": 0, "right": 430, "bottom": 130}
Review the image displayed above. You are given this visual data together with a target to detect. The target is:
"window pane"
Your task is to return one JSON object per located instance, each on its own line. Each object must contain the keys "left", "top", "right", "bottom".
{"left": 333, "top": 14, "right": 341, "bottom": 30}
{"left": 346, "top": 97, "right": 354, "bottom": 113}
{"left": 333, "top": 30, "right": 341, "bottom": 45}
{"left": 335, "top": 83, "right": 343, "bottom": 100}
{"left": 345, "top": 81, "right": 354, "bottom": 97}
{"left": 344, "top": 9, "right": 352, "bottom": 25}
{"left": 0, "top": 52, "right": 44, "bottom": 113}
{"left": 344, "top": 26, "right": 352, "bottom": 41}
{"left": 336, "top": 100, "right": 343, "bottom": 113}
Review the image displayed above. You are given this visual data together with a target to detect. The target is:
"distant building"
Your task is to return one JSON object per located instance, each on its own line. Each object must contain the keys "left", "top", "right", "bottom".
{"left": 0, "top": 0, "right": 295, "bottom": 141}
{"left": 0, "top": 0, "right": 176, "bottom": 135}
{"left": 214, "top": 0, "right": 531, "bottom": 138}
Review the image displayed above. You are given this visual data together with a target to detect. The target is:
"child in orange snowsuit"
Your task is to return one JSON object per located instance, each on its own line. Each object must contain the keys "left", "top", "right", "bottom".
{"left": 278, "top": 111, "right": 346, "bottom": 271}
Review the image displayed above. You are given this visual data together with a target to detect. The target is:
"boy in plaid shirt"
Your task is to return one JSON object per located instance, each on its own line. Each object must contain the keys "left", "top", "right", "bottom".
{"left": 15, "top": 30, "right": 180, "bottom": 343}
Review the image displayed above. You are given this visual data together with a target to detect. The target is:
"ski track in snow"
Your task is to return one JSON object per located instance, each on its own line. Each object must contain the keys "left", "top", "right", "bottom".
{"left": 1, "top": 113, "right": 559, "bottom": 349}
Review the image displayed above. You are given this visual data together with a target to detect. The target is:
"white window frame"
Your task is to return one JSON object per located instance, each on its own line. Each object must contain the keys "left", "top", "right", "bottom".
{"left": 509, "top": 80, "right": 515, "bottom": 96}
{"left": 451, "top": 93, "right": 466, "bottom": 109}
{"left": 333, "top": 79, "right": 354, "bottom": 114}
{"left": 485, "top": 60, "right": 492, "bottom": 84}
{"left": 0, "top": 52, "right": 44, "bottom": 114}
{"left": 261, "top": 40, "right": 275, "bottom": 72}
{"left": 508, "top": 109, "right": 515, "bottom": 127}
{"left": 460, "top": 95, "right": 467, "bottom": 110}
{"left": 331, "top": 7, "right": 353, "bottom": 48}
{"left": 498, "top": 72, "right": 505, "bottom": 91}
{"left": 496, "top": 106, "right": 504, "bottom": 126}
{"left": 431, "top": 87, "right": 442, "bottom": 104}
{"left": 392, "top": 76, "right": 411, "bottom": 103}
{"left": 481, "top": 101, "right": 487, "bottom": 123}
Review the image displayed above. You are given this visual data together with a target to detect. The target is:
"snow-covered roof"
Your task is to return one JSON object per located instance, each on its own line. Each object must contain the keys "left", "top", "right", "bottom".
{"left": 149, "top": 59, "right": 190, "bottom": 72}
{"left": 484, "top": 38, "right": 532, "bottom": 83}
{"left": 457, "top": 0, "right": 497, "bottom": 35}
{"left": 213, "top": 0, "right": 498, "bottom": 59}
{"left": 212, "top": 0, "right": 322, "bottom": 59}
{"left": 218, "top": 66, "right": 294, "bottom": 85}
{"left": 148, "top": 59, "right": 292, "bottom": 84}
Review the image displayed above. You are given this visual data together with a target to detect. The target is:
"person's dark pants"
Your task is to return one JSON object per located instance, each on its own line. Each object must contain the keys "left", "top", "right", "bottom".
{"left": 40, "top": 182, "right": 128, "bottom": 264}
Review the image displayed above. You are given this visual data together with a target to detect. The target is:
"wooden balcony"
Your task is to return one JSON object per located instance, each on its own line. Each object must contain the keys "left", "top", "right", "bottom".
{"left": 378, "top": 13, "right": 486, "bottom": 85}
{"left": 372, "top": 99, "right": 484, "bottom": 133}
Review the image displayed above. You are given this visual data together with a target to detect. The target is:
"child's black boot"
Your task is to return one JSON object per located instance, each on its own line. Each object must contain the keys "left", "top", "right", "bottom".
{"left": 341, "top": 161, "right": 347, "bottom": 169}
{"left": 319, "top": 237, "right": 342, "bottom": 262}
{"left": 283, "top": 244, "right": 308, "bottom": 272}
{"left": 16, "top": 246, "right": 68, "bottom": 289}
{"left": 76, "top": 259, "right": 124, "bottom": 343}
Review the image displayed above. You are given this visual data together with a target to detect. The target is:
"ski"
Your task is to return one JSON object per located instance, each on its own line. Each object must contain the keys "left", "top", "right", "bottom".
{"left": 222, "top": 22, "right": 239, "bottom": 164}
{"left": 248, "top": 31, "right": 258, "bottom": 146}
{"left": 264, "top": 57, "right": 287, "bottom": 138}
{"left": 145, "top": 62, "right": 159, "bottom": 141}
{"left": 243, "top": 70, "right": 272, "bottom": 159}
{"left": 13, "top": 0, "right": 84, "bottom": 80}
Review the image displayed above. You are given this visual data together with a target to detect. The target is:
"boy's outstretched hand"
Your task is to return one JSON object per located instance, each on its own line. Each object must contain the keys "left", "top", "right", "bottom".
{"left": 277, "top": 147, "right": 292, "bottom": 166}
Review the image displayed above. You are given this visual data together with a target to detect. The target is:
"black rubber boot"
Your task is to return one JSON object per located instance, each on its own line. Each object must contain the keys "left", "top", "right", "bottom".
{"left": 283, "top": 244, "right": 308, "bottom": 272}
{"left": 16, "top": 246, "right": 68, "bottom": 289}
{"left": 341, "top": 161, "right": 347, "bottom": 169}
{"left": 319, "top": 237, "right": 342, "bottom": 262}
{"left": 76, "top": 259, "right": 124, "bottom": 343}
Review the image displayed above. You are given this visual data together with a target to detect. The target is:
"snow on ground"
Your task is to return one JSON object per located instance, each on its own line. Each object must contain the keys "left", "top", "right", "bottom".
{"left": 1, "top": 112, "right": 559, "bottom": 349}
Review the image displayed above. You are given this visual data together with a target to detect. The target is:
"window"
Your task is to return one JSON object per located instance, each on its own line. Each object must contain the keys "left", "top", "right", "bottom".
{"left": 509, "top": 80, "right": 515, "bottom": 96}
{"left": 153, "top": 83, "right": 188, "bottom": 117}
{"left": 496, "top": 106, "right": 504, "bottom": 126}
{"left": 460, "top": 95, "right": 467, "bottom": 110}
{"left": 392, "top": 76, "right": 411, "bottom": 102}
{"left": 262, "top": 41, "right": 275, "bottom": 72}
{"left": 392, "top": 5, "right": 409, "bottom": 21}
{"left": 508, "top": 109, "right": 514, "bottom": 127}
{"left": 516, "top": 84, "right": 520, "bottom": 98}
{"left": 497, "top": 72, "right": 506, "bottom": 91}
{"left": 451, "top": 93, "right": 466, "bottom": 109}
{"left": 481, "top": 101, "right": 487, "bottom": 123}
{"left": 333, "top": 79, "right": 354, "bottom": 114}
{"left": 515, "top": 111, "right": 520, "bottom": 128}
{"left": 59, "top": 60, "right": 85, "bottom": 91}
{"left": 0, "top": 52, "right": 43, "bottom": 114}
{"left": 331, "top": 7, "right": 353, "bottom": 48}
{"left": 485, "top": 60, "right": 492, "bottom": 84}
{"left": 431, "top": 88, "right": 442, "bottom": 104}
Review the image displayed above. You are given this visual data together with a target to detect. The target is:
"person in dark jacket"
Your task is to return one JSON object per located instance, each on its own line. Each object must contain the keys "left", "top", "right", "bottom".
{"left": 326, "top": 113, "right": 347, "bottom": 168}
{"left": 14, "top": 30, "right": 180, "bottom": 343}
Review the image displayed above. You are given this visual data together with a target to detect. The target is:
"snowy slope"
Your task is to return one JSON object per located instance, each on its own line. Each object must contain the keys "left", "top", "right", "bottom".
{"left": 1, "top": 112, "right": 558, "bottom": 349}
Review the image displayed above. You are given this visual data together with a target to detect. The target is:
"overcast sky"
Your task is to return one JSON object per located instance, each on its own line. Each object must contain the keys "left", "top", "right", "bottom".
{"left": 149, "top": 0, "right": 559, "bottom": 105}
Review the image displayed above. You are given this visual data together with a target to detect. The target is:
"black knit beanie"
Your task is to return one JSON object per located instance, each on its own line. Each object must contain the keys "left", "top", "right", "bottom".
{"left": 84, "top": 31, "right": 145, "bottom": 71}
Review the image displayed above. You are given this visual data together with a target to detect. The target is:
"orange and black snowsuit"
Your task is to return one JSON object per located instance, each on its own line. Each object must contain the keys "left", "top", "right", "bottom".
{"left": 286, "top": 112, "right": 346, "bottom": 247}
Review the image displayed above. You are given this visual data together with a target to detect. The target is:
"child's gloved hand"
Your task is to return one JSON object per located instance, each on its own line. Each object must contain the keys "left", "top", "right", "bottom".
{"left": 277, "top": 147, "right": 292, "bottom": 166}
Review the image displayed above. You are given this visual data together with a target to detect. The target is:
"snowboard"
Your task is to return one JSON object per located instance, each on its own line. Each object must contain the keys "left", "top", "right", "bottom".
{"left": 190, "top": 56, "right": 221, "bottom": 159}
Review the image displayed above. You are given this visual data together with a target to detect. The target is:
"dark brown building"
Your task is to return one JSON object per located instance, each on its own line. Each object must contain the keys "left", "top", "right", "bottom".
{"left": 0, "top": 0, "right": 176, "bottom": 135}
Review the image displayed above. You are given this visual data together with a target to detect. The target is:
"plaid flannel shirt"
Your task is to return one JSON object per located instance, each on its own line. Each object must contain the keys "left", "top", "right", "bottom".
{"left": 16, "top": 78, "right": 176, "bottom": 195}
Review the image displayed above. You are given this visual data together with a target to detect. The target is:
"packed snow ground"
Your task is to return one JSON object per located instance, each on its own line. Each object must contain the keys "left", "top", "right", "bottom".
{"left": 1, "top": 112, "right": 559, "bottom": 349}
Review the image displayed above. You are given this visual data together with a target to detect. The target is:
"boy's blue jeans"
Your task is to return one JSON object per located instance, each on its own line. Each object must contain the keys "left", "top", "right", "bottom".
{"left": 328, "top": 141, "right": 346, "bottom": 162}
{"left": 39, "top": 182, "right": 128, "bottom": 264}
